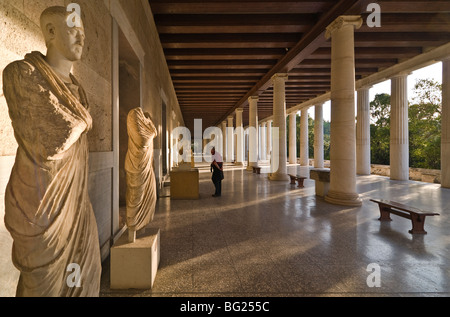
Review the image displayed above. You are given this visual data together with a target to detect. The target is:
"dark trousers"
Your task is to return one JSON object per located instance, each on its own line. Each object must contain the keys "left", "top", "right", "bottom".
{"left": 214, "top": 179, "right": 222, "bottom": 196}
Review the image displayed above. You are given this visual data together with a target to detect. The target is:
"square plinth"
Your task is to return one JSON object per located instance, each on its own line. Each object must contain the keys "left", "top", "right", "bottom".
{"left": 110, "top": 228, "right": 160, "bottom": 290}
{"left": 170, "top": 168, "right": 199, "bottom": 199}
{"left": 310, "top": 168, "right": 330, "bottom": 197}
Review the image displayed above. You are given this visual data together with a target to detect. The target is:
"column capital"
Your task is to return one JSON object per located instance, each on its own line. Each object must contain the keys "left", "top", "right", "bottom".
{"left": 357, "top": 85, "right": 372, "bottom": 92}
{"left": 391, "top": 71, "right": 411, "bottom": 79}
{"left": 227, "top": 115, "right": 234, "bottom": 121}
{"left": 248, "top": 96, "right": 259, "bottom": 103}
{"left": 325, "top": 15, "right": 362, "bottom": 39}
{"left": 271, "top": 73, "right": 289, "bottom": 83}
{"left": 235, "top": 108, "right": 244, "bottom": 114}
{"left": 222, "top": 121, "right": 227, "bottom": 126}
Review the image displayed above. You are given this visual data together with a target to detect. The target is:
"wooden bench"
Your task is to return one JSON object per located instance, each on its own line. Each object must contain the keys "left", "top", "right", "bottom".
{"left": 252, "top": 166, "right": 261, "bottom": 174}
{"left": 288, "top": 174, "right": 306, "bottom": 188}
{"left": 370, "top": 199, "right": 439, "bottom": 234}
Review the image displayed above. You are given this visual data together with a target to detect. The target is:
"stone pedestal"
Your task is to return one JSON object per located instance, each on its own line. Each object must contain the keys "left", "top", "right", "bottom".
{"left": 310, "top": 168, "right": 330, "bottom": 197}
{"left": 170, "top": 167, "right": 199, "bottom": 199}
{"left": 110, "top": 228, "right": 160, "bottom": 290}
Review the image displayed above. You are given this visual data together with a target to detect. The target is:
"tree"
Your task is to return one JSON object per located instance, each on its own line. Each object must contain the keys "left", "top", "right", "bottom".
{"left": 370, "top": 93, "right": 391, "bottom": 165}
{"left": 409, "top": 79, "right": 442, "bottom": 169}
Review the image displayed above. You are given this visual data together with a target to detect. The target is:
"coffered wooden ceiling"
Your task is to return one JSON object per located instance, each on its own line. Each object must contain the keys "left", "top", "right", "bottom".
{"left": 148, "top": 0, "right": 450, "bottom": 132}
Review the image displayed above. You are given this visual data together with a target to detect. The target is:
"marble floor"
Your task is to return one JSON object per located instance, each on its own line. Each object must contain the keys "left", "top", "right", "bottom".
{"left": 100, "top": 163, "right": 450, "bottom": 297}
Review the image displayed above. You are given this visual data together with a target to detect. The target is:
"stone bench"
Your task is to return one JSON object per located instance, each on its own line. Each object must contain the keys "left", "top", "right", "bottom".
{"left": 370, "top": 199, "right": 439, "bottom": 234}
{"left": 309, "top": 168, "right": 330, "bottom": 197}
{"left": 288, "top": 174, "right": 306, "bottom": 188}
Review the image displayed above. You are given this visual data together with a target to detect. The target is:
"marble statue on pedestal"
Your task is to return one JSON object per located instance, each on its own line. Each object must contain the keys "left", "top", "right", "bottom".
{"left": 2, "top": 6, "right": 101, "bottom": 297}
{"left": 125, "top": 108, "right": 157, "bottom": 243}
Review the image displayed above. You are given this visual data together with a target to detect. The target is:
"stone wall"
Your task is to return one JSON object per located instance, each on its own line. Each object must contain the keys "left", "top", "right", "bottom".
{"left": 0, "top": 0, "right": 183, "bottom": 296}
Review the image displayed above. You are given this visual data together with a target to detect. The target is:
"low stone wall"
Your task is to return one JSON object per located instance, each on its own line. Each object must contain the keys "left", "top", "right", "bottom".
{"left": 371, "top": 164, "right": 441, "bottom": 184}
{"left": 304, "top": 160, "right": 441, "bottom": 184}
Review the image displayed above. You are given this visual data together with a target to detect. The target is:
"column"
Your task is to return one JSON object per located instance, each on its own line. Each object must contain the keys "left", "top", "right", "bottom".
{"left": 269, "top": 73, "right": 289, "bottom": 181}
{"left": 356, "top": 87, "right": 372, "bottom": 175}
{"left": 227, "top": 116, "right": 234, "bottom": 163}
{"left": 289, "top": 112, "right": 297, "bottom": 164}
{"left": 324, "top": 16, "right": 363, "bottom": 206}
{"left": 221, "top": 121, "right": 227, "bottom": 160}
{"left": 314, "top": 103, "right": 324, "bottom": 168}
{"left": 260, "top": 122, "right": 267, "bottom": 160}
{"left": 235, "top": 108, "right": 244, "bottom": 165}
{"left": 390, "top": 73, "right": 409, "bottom": 181}
{"left": 300, "top": 109, "right": 309, "bottom": 166}
{"left": 266, "top": 120, "right": 273, "bottom": 160}
{"left": 247, "top": 96, "right": 259, "bottom": 170}
{"left": 442, "top": 58, "right": 450, "bottom": 188}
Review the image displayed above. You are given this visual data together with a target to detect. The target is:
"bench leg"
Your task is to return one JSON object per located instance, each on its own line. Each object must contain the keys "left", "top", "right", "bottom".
{"left": 409, "top": 215, "right": 428, "bottom": 234}
{"left": 257, "top": 169, "right": 261, "bottom": 174}
{"left": 290, "top": 178, "right": 296, "bottom": 185}
{"left": 378, "top": 206, "right": 392, "bottom": 221}
{"left": 296, "top": 179, "right": 304, "bottom": 188}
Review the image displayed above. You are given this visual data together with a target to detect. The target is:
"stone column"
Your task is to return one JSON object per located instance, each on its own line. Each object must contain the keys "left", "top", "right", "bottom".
{"left": 227, "top": 116, "right": 234, "bottom": 163}
{"left": 260, "top": 122, "right": 267, "bottom": 160}
{"left": 247, "top": 96, "right": 259, "bottom": 170}
{"left": 324, "top": 16, "right": 362, "bottom": 206}
{"left": 300, "top": 109, "right": 309, "bottom": 166}
{"left": 314, "top": 103, "right": 324, "bottom": 168}
{"left": 269, "top": 73, "right": 289, "bottom": 181}
{"left": 442, "top": 58, "right": 450, "bottom": 188}
{"left": 356, "top": 87, "right": 372, "bottom": 175}
{"left": 390, "top": 73, "right": 410, "bottom": 181}
{"left": 235, "top": 108, "right": 244, "bottom": 165}
{"left": 221, "top": 121, "right": 227, "bottom": 160}
{"left": 266, "top": 120, "right": 273, "bottom": 160}
{"left": 288, "top": 112, "right": 297, "bottom": 164}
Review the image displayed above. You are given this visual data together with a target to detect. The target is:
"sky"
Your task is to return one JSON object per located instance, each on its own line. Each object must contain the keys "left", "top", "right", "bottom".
{"left": 307, "top": 62, "right": 443, "bottom": 121}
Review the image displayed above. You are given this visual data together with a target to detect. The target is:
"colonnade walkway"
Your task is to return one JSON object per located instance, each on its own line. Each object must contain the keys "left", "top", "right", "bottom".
{"left": 100, "top": 163, "right": 450, "bottom": 297}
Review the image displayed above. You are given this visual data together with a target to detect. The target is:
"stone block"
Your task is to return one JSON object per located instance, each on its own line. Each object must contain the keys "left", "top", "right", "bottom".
{"left": 110, "top": 227, "right": 160, "bottom": 290}
{"left": 170, "top": 168, "right": 199, "bottom": 200}
{"left": 310, "top": 168, "right": 330, "bottom": 197}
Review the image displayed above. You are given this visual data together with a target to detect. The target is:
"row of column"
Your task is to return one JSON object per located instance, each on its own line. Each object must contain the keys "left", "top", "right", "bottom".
{"left": 220, "top": 15, "right": 450, "bottom": 206}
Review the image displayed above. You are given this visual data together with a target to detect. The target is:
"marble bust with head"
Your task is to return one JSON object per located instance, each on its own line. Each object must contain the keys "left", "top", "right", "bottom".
{"left": 2, "top": 6, "right": 101, "bottom": 297}
{"left": 40, "top": 6, "right": 85, "bottom": 82}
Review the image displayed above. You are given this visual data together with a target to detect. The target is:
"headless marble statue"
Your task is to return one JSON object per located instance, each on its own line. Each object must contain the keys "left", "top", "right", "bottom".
{"left": 2, "top": 6, "right": 101, "bottom": 297}
{"left": 125, "top": 108, "right": 157, "bottom": 243}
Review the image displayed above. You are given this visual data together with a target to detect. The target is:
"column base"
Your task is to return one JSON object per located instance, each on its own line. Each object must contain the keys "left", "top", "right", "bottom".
{"left": 325, "top": 190, "right": 362, "bottom": 207}
{"left": 268, "top": 173, "right": 290, "bottom": 182}
{"left": 234, "top": 162, "right": 244, "bottom": 166}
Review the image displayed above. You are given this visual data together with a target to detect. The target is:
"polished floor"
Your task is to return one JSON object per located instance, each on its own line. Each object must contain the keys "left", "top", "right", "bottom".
{"left": 100, "top": 163, "right": 450, "bottom": 297}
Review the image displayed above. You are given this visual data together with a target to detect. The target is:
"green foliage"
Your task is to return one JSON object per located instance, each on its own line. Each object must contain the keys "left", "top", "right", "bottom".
{"left": 408, "top": 79, "right": 441, "bottom": 169}
{"left": 369, "top": 79, "right": 442, "bottom": 169}
{"left": 370, "top": 93, "right": 391, "bottom": 165}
